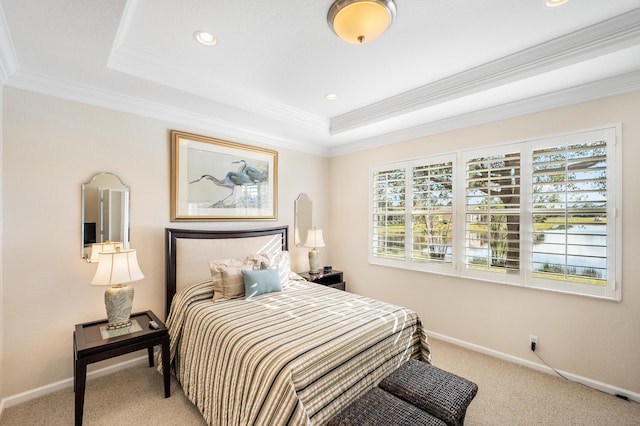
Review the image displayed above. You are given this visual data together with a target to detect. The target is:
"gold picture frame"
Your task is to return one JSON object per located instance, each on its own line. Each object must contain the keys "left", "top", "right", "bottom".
{"left": 170, "top": 131, "right": 278, "bottom": 221}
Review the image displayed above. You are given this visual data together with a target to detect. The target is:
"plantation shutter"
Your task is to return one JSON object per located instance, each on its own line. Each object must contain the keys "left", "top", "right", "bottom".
{"left": 372, "top": 167, "right": 406, "bottom": 260}
{"left": 465, "top": 153, "right": 521, "bottom": 274}
{"left": 531, "top": 141, "right": 608, "bottom": 285}
{"left": 411, "top": 161, "right": 453, "bottom": 265}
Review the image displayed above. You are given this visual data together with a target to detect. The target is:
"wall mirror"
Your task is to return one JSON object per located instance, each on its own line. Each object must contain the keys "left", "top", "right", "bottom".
{"left": 82, "top": 172, "right": 130, "bottom": 262}
{"left": 294, "top": 193, "right": 312, "bottom": 247}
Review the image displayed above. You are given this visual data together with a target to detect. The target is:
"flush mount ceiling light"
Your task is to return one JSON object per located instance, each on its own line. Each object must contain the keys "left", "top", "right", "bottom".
{"left": 327, "top": 0, "right": 397, "bottom": 45}
{"left": 193, "top": 30, "right": 217, "bottom": 46}
{"left": 546, "top": 0, "right": 571, "bottom": 7}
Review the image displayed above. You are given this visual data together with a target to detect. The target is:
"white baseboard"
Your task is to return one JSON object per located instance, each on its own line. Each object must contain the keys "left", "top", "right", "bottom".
{"left": 0, "top": 354, "right": 149, "bottom": 412}
{"left": 427, "top": 330, "right": 640, "bottom": 404}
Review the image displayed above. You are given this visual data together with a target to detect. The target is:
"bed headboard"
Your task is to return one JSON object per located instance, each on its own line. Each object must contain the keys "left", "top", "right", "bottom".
{"left": 165, "top": 226, "right": 289, "bottom": 316}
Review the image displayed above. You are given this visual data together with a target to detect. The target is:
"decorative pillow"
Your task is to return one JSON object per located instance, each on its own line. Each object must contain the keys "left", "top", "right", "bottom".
{"left": 209, "top": 258, "right": 256, "bottom": 301}
{"left": 209, "top": 258, "right": 242, "bottom": 301}
{"left": 242, "top": 268, "right": 282, "bottom": 299}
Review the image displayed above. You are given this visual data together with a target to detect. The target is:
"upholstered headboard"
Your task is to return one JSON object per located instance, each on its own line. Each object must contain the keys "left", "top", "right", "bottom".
{"left": 165, "top": 227, "right": 288, "bottom": 316}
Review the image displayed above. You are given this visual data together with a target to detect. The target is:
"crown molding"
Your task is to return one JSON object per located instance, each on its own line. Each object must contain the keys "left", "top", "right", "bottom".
{"left": 329, "top": 70, "right": 640, "bottom": 157}
{"left": 330, "top": 7, "right": 640, "bottom": 135}
{"left": 5, "top": 66, "right": 639, "bottom": 160}
{"left": 5, "top": 69, "right": 330, "bottom": 157}
{"left": 0, "top": 3, "right": 19, "bottom": 84}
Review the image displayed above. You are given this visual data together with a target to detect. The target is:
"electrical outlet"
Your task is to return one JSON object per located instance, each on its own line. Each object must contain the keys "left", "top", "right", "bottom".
{"left": 529, "top": 335, "right": 538, "bottom": 350}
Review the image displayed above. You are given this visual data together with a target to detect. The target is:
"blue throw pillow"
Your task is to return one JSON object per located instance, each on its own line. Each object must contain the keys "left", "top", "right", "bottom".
{"left": 242, "top": 268, "right": 282, "bottom": 299}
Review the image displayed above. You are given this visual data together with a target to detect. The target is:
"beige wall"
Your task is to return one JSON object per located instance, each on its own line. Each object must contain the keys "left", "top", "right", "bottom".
{"left": 1, "top": 87, "right": 329, "bottom": 397}
{"left": 2, "top": 85, "right": 639, "bottom": 401}
{"left": 328, "top": 91, "right": 640, "bottom": 394}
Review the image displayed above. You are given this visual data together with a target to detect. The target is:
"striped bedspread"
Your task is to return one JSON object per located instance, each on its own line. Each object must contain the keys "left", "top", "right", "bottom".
{"left": 166, "top": 279, "right": 431, "bottom": 426}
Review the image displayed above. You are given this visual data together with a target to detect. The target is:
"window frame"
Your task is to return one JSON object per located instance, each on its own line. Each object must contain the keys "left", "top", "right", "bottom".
{"left": 368, "top": 126, "right": 621, "bottom": 301}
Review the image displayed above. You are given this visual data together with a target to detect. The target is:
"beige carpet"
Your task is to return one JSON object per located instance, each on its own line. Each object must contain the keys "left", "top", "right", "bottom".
{"left": 430, "top": 339, "right": 640, "bottom": 426}
{"left": 0, "top": 364, "right": 206, "bottom": 426}
{"left": 1, "top": 338, "right": 638, "bottom": 425}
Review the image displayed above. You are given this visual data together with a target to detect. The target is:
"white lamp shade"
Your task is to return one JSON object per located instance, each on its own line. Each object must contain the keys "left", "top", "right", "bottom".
{"left": 88, "top": 241, "right": 123, "bottom": 263}
{"left": 304, "top": 229, "right": 326, "bottom": 249}
{"left": 91, "top": 249, "right": 144, "bottom": 286}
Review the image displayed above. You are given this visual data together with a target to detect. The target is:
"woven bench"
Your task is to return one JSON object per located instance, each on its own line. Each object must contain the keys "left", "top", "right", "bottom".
{"left": 328, "top": 360, "right": 478, "bottom": 426}
{"left": 327, "top": 387, "right": 448, "bottom": 426}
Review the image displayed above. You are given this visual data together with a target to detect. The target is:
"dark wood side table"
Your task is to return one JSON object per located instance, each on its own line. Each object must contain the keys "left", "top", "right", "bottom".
{"left": 73, "top": 310, "right": 170, "bottom": 426}
{"left": 298, "top": 270, "right": 346, "bottom": 291}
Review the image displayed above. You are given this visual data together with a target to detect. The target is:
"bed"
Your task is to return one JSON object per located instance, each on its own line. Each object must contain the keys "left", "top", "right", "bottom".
{"left": 164, "top": 226, "right": 431, "bottom": 425}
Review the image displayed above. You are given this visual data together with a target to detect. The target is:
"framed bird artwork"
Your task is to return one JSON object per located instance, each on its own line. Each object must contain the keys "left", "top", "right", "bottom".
{"left": 170, "top": 130, "right": 278, "bottom": 221}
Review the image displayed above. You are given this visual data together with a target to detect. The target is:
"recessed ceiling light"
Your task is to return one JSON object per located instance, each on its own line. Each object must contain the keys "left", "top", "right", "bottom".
{"left": 193, "top": 30, "right": 217, "bottom": 46}
{"left": 325, "top": 93, "right": 340, "bottom": 101}
{"left": 546, "top": 0, "right": 570, "bottom": 7}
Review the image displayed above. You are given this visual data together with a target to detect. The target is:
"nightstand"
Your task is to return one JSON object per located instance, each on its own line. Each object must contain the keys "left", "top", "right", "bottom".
{"left": 298, "top": 270, "right": 346, "bottom": 291}
{"left": 73, "top": 310, "right": 170, "bottom": 426}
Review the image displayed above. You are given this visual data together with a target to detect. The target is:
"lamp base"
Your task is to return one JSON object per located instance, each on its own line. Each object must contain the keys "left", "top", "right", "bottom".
{"left": 104, "top": 284, "right": 134, "bottom": 330}
{"left": 308, "top": 248, "right": 321, "bottom": 275}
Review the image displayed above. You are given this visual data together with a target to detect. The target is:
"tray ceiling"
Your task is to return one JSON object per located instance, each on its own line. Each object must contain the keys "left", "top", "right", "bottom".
{"left": 1, "top": 0, "right": 639, "bottom": 156}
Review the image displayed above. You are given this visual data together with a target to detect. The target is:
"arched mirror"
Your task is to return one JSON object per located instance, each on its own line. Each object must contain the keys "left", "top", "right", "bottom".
{"left": 294, "top": 193, "right": 312, "bottom": 247}
{"left": 82, "top": 172, "right": 130, "bottom": 261}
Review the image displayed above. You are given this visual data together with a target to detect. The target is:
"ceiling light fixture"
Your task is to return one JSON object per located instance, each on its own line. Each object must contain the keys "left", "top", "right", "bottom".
{"left": 327, "top": 0, "right": 397, "bottom": 45}
{"left": 325, "top": 93, "right": 340, "bottom": 101}
{"left": 545, "top": 0, "right": 570, "bottom": 7}
{"left": 193, "top": 30, "right": 217, "bottom": 46}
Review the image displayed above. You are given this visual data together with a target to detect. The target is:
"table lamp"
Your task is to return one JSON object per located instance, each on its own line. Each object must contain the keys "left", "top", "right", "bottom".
{"left": 90, "top": 248, "right": 144, "bottom": 329}
{"left": 304, "top": 228, "right": 326, "bottom": 274}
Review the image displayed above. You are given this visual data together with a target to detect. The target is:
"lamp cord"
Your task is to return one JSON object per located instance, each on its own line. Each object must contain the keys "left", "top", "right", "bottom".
{"left": 531, "top": 349, "right": 570, "bottom": 381}
{"left": 531, "top": 347, "right": 634, "bottom": 402}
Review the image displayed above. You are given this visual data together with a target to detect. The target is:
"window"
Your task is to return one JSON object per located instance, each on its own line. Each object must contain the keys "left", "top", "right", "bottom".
{"left": 372, "top": 166, "right": 406, "bottom": 261}
{"left": 369, "top": 127, "right": 620, "bottom": 300}
{"left": 411, "top": 159, "right": 454, "bottom": 266}
{"left": 464, "top": 152, "right": 521, "bottom": 275}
